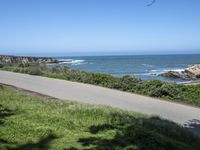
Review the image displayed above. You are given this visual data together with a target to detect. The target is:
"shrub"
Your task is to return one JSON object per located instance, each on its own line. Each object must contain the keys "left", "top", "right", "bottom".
{"left": 27, "top": 67, "right": 43, "bottom": 75}
{"left": 13, "top": 67, "right": 22, "bottom": 72}
{"left": 149, "top": 83, "right": 180, "bottom": 98}
{"left": 89, "top": 73, "right": 118, "bottom": 86}
{"left": 18, "top": 63, "right": 31, "bottom": 68}
{"left": 0, "top": 64, "right": 4, "bottom": 68}
{"left": 118, "top": 75, "right": 141, "bottom": 91}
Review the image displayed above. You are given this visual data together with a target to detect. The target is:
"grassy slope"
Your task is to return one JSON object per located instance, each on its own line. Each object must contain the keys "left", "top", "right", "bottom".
{"left": 0, "top": 87, "right": 200, "bottom": 150}
{"left": 1, "top": 63, "right": 200, "bottom": 106}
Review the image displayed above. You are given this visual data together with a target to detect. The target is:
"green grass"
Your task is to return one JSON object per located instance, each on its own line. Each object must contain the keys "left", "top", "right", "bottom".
{"left": 1, "top": 63, "right": 200, "bottom": 106}
{"left": 0, "top": 87, "right": 200, "bottom": 150}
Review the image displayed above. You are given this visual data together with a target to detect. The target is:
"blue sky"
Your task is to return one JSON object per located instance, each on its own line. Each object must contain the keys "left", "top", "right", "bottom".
{"left": 0, "top": 0, "right": 200, "bottom": 56}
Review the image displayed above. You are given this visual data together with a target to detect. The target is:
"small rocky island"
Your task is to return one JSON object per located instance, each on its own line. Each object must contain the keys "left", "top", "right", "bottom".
{"left": 0, "top": 55, "right": 58, "bottom": 64}
{"left": 161, "top": 64, "right": 200, "bottom": 80}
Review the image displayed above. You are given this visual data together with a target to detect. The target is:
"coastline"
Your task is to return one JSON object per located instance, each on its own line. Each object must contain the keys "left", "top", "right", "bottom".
{"left": 1, "top": 54, "right": 200, "bottom": 85}
{"left": 182, "top": 80, "right": 200, "bottom": 85}
{"left": 55, "top": 54, "right": 200, "bottom": 83}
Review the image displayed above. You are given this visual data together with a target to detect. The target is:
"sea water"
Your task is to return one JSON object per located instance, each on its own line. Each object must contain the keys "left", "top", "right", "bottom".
{"left": 55, "top": 54, "right": 200, "bottom": 83}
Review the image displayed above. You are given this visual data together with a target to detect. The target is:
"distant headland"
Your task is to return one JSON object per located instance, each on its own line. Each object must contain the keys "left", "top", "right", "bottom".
{"left": 0, "top": 55, "right": 58, "bottom": 64}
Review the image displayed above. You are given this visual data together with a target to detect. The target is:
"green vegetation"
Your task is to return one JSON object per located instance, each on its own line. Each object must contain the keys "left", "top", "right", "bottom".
{"left": 1, "top": 63, "right": 200, "bottom": 106}
{"left": 0, "top": 87, "right": 200, "bottom": 150}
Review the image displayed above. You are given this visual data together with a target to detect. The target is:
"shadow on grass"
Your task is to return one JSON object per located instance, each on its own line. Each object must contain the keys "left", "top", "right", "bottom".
{"left": 0, "top": 104, "right": 14, "bottom": 126}
{"left": 69, "top": 113, "right": 200, "bottom": 150}
{"left": 0, "top": 104, "right": 15, "bottom": 145}
{"left": 184, "top": 119, "right": 200, "bottom": 137}
{"left": 7, "top": 133, "right": 58, "bottom": 150}
{"left": 0, "top": 104, "right": 59, "bottom": 150}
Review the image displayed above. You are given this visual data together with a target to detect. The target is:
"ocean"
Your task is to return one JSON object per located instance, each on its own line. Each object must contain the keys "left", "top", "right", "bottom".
{"left": 55, "top": 54, "right": 200, "bottom": 83}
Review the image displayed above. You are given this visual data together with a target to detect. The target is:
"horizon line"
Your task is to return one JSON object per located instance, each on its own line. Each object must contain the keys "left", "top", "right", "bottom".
{"left": 1, "top": 52, "right": 200, "bottom": 57}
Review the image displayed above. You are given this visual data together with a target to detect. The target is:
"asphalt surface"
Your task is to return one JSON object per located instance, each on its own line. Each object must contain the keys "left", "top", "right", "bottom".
{"left": 0, "top": 70, "right": 200, "bottom": 136}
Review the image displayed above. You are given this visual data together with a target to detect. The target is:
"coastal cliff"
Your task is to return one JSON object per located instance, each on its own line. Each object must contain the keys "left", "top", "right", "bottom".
{"left": 161, "top": 64, "right": 200, "bottom": 80}
{"left": 0, "top": 55, "right": 58, "bottom": 64}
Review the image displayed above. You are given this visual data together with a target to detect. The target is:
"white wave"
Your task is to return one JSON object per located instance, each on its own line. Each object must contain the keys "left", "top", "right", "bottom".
{"left": 136, "top": 72, "right": 158, "bottom": 76}
{"left": 142, "top": 68, "right": 185, "bottom": 76}
{"left": 160, "top": 69, "right": 184, "bottom": 73}
{"left": 58, "top": 59, "right": 86, "bottom": 66}
{"left": 172, "top": 69, "right": 185, "bottom": 72}
{"left": 58, "top": 59, "right": 73, "bottom": 62}
{"left": 142, "top": 64, "right": 154, "bottom": 67}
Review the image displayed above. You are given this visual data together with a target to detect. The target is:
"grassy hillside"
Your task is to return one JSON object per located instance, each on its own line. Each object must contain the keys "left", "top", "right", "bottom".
{"left": 1, "top": 63, "right": 200, "bottom": 106}
{"left": 0, "top": 87, "right": 200, "bottom": 150}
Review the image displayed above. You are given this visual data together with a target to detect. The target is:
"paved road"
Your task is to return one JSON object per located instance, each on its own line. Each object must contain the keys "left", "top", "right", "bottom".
{"left": 0, "top": 70, "right": 200, "bottom": 135}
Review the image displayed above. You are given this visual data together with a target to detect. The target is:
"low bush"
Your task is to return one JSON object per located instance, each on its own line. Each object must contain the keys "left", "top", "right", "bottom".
{"left": 27, "top": 67, "right": 43, "bottom": 75}
{"left": 149, "top": 83, "right": 180, "bottom": 98}
{"left": 0, "top": 64, "right": 4, "bottom": 68}
{"left": 18, "top": 63, "right": 30, "bottom": 68}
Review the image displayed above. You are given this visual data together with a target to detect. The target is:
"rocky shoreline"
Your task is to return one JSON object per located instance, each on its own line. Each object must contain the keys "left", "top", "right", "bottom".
{"left": 0, "top": 55, "right": 58, "bottom": 64}
{"left": 161, "top": 64, "right": 200, "bottom": 80}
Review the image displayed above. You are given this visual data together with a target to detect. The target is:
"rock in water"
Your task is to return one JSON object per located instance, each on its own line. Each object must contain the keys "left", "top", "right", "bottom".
{"left": 161, "top": 64, "right": 200, "bottom": 80}
{"left": 185, "top": 64, "right": 200, "bottom": 78}
{"left": 161, "top": 71, "right": 181, "bottom": 78}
